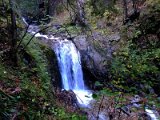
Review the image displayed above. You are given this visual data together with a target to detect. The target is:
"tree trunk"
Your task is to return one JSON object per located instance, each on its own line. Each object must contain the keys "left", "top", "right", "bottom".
{"left": 75, "top": 0, "right": 86, "bottom": 26}
{"left": 47, "top": 0, "right": 58, "bottom": 16}
{"left": 9, "top": 0, "right": 17, "bottom": 65}
{"left": 132, "top": 0, "right": 137, "bottom": 11}
{"left": 123, "top": 0, "right": 128, "bottom": 20}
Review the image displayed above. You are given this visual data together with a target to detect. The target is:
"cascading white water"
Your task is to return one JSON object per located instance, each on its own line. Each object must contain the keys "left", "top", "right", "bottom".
{"left": 54, "top": 39, "right": 92, "bottom": 106}
{"left": 145, "top": 108, "right": 159, "bottom": 120}
{"left": 54, "top": 40, "right": 85, "bottom": 90}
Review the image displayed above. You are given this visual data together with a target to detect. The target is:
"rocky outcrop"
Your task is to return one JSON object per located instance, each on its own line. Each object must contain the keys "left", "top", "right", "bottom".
{"left": 73, "top": 35, "right": 107, "bottom": 76}
{"left": 54, "top": 88, "right": 80, "bottom": 112}
{"left": 73, "top": 33, "right": 121, "bottom": 77}
{"left": 29, "top": 23, "right": 121, "bottom": 78}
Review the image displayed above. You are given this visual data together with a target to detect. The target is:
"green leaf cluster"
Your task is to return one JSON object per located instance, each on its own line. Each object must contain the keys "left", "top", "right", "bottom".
{"left": 110, "top": 29, "right": 160, "bottom": 93}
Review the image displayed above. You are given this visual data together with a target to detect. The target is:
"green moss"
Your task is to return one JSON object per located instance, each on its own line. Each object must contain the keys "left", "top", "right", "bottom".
{"left": 22, "top": 34, "right": 50, "bottom": 83}
{"left": 48, "top": 24, "right": 81, "bottom": 37}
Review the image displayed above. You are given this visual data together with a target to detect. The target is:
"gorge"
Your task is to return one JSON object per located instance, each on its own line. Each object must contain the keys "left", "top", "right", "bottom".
{"left": 26, "top": 20, "right": 159, "bottom": 119}
{"left": 0, "top": 0, "right": 160, "bottom": 119}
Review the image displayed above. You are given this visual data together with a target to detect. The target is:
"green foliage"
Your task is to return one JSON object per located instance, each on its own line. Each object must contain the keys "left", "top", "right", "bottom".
{"left": 65, "top": 25, "right": 81, "bottom": 35}
{"left": 22, "top": 34, "right": 50, "bottom": 86}
{"left": 0, "top": 34, "right": 54, "bottom": 119}
{"left": 103, "top": 10, "right": 112, "bottom": 19}
{"left": 147, "top": 0, "right": 160, "bottom": 12}
{"left": 109, "top": 28, "right": 160, "bottom": 93}
{"left": 47, "top": 24, "right": 81, "bottom": 37}
{"left": 86, "top": 0, "right": 117, "bottom": 16}
{"left": 16, "top": 0, "right": 39, "bottom": 15}
{"left": 51, "top": 107, "right": 87, "bottom": 120}
{"left": 94, "top": 81, "right": 103, "bottom": 87}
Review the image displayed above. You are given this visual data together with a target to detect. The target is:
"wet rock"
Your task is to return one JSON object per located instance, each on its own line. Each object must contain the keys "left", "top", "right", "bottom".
{"left": 131, "top": 95, "right": 142, "bottom": 108}
{"left": 98, "top": 111, "right": 110, "bottom": 120}
{"left": 55, "top": 89, "right": 79, "bottom": 111}
{"left": 120, "top": 106, "right": 131, "bottom": 116}
{"left": 145, "top": 107, "right": 160, "bottom": 120}
{"left": 28, "top": 25, "right": 40, "bottom": 33}
{"left": 73, "top": 35, "right": 107, "bottom": 76}
{"left": 73, "top": 32, "right": 121, "bottom": 77}
{"left": 53, "top": 24, "right": 62, "bottom": 30}
{"left": 108, "top": 33, "right": 121, "bottom": 42}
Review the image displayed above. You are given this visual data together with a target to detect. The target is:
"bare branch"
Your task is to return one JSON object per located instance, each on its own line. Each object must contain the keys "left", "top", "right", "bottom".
{"left": 96, "top": 95, "right": 104, "bottom": 120}
{"left": 21, "top": 25, "right": 51, "bottom": 51}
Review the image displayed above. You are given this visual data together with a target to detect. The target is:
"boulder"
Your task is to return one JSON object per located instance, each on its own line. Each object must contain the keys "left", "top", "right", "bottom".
{"left": 55, "top": 89, "right": 79, "bottom": 111}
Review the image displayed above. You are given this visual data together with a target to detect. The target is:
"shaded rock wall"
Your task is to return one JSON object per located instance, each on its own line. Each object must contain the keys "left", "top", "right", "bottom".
{"left": 73, "top": 33, "right": 121, "bottom": 77}
{"left": 73, "top": 35, "right": 107, "bottom": 76}
{"left": 42, "top": 45, "right": 62, "bottom": 89}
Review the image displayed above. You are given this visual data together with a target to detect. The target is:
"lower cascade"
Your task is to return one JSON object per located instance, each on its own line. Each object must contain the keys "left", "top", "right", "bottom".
{"left": 54, "top": 39, "right": 92, "bottom": 107}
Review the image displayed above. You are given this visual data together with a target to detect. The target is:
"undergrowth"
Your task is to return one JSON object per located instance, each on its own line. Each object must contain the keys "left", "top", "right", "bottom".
{"left": 0, "top": 33, "right": 85, "bottom": 119}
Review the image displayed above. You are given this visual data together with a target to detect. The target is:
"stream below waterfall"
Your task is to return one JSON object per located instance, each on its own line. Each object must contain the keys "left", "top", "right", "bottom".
{"left": 23, "top": 18, "right": 159, "bottom": 120}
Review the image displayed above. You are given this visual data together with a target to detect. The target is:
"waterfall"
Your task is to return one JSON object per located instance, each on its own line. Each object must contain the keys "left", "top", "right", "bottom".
{"left": 54, "top": 40, "right": 85, "bottom": 90}
{"left": 54, "top": 39, "right": 92, "bottom": 106}
{"left": 22, "top": 17, "right": 92, "bottom": 106}
{"left": 145, "top": 108, "right": 159, "bottom": 120}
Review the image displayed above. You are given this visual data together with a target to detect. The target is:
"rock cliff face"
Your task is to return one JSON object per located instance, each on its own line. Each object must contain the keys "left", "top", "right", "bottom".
{"left": 73, "top": 35, "right": 107, "bottom": 76}
{"left": 31, "top": 23, "right": 122, "bottom": 79}
{"left": 73, "top": 33, "right": 121, "bottom": 77}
